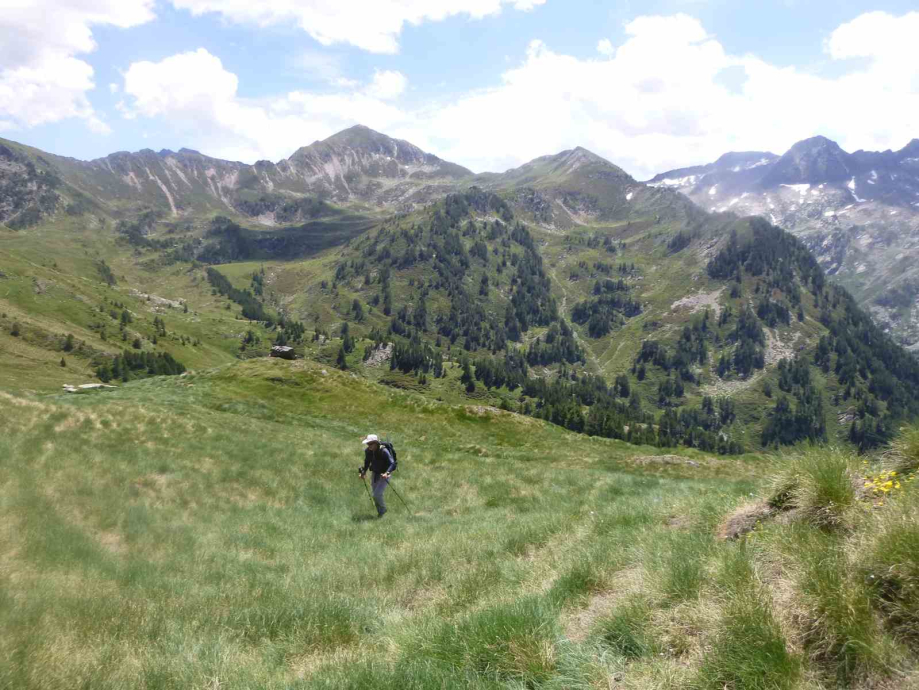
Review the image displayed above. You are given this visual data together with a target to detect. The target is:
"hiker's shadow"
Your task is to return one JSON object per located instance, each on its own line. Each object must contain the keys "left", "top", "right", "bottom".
{"left": 350, "top": 514, "right": 377, "bottom": 523}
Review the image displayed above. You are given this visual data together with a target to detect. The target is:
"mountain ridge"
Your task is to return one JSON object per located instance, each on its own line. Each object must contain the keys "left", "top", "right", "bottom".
{"left": 650, "top": 134, "right": 919, "bottom": 346}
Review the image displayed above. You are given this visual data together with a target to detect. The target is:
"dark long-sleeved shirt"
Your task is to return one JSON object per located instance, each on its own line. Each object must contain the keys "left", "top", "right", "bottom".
{"left": 362, "top": 446, "right": 395, "bottom": 475}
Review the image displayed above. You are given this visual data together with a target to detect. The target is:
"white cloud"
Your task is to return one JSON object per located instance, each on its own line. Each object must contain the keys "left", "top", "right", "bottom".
{"left": 366, "top": 70, "right": 408, "bottom": 100}
{"left": 0, "top": 0, "right": 154, "bottom": 131}
{"left": 120, "top": 49, "right": 408, "bottom": 162}
{"left": 416, "top": 11, "right": 919, "bottom": 178}
{"left": 169, "top": 0, "right": 546, "bottom": 54}
{"left": 597, "top": 39, "right": 615, "bottom": 57}
{"left": 118, "top": 11, "right": 919, "bottom": 180}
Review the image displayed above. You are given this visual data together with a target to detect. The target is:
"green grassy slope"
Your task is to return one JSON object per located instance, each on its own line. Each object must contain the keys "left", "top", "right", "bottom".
{"left": 2, "top": 359, "right": 917, "bottom": 689}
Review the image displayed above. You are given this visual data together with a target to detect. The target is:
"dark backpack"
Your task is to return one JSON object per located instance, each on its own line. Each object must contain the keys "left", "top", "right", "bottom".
{"left": 381, "top": 441, "right": 398, "bottom": 473}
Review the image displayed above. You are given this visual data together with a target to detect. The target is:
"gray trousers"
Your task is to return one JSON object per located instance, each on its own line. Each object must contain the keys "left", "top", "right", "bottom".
{"left": 371, "top": 473, "right": 389, "bottom": 514}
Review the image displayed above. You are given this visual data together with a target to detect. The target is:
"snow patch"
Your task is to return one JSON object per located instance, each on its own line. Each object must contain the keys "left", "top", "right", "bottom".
{"left": 625, "top": 191, "right": 633, "bottom": 201}
{"left": 648, "top": 174, "right": 699, "bottom": 188}
{"left": 781, "top": 183, "right": 810, "bottom": 196}
{"left": 848, "top": 177, "right": 865, "bottom": 203}
{"left": 708, "top": 185, "right": 718, "bottom": 196}
{"left": 824, "top": 209, "right": 836, "bottom": 217}
{"left": 729, "top": 198, "right": 740, "bottom": 207}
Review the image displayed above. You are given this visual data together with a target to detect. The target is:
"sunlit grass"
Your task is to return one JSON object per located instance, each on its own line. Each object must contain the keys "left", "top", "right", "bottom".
{"left": 3, "top": 362, "right": 918, "bottom": 688}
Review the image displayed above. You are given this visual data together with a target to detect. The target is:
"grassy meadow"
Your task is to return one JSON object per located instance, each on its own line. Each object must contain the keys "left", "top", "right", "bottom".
{"left": 2, "top": 358, "right": 918, "bottom": 689}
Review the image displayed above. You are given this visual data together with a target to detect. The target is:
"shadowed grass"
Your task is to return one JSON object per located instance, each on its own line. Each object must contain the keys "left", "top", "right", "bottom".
{"left": 695, "top": 544, "right": 800, "bottom": 690}
{"left": 596, "top": 598, "right": 659, "bottom": 660}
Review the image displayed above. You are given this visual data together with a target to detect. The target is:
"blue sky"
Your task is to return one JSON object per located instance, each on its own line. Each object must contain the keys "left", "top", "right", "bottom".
{"left": 2, "top": 1, "right": 918, "bottom": 179}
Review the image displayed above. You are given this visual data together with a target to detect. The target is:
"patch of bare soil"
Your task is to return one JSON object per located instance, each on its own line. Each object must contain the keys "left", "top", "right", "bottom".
{"left": 364, "top": 342, "right": 393, "bottom": 367}
{"left": 717, "top": 501, "right": 775, "bottom": 540}
{"left": 671, "top": 288, "right": 724, "bottom": 319}
{"left": 632, "top": 454, "right": 709, "bottom": 468}
{"left": 702, "top": 328, "right": 801, "bottom": 397}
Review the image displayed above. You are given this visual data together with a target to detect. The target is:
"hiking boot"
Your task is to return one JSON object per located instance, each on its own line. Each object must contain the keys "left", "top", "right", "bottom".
{"left": 377, "top": 508, "right": 387, "bottom": 518}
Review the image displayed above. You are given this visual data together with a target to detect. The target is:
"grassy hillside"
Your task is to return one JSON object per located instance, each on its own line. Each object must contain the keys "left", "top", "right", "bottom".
{"left": 6, "top": 183, "right": 919, "bottom": 459}
{"left": 2, "top": 359, "right": 917, "bottom": 689}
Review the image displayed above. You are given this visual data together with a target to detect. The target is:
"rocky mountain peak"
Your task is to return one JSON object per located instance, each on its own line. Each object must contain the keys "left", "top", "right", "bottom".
{"left": 899, "top": 138, "right": 919, "bottom": 159}
{"left": 285, "top": 125, "right": 472, "bottom": 184}
{"left": 555, "top": 147, "right": 629, "bottom": 175}
{"left": 762, "top": 135, "right": 853, "bottom": 185}
{"left": 712, "top": 151, "right": 778, "bottom": 171}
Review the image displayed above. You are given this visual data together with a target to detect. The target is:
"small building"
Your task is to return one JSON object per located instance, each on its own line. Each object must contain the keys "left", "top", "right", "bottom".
{"left": 269, "top": 345, "right": 296, "bottom": 360}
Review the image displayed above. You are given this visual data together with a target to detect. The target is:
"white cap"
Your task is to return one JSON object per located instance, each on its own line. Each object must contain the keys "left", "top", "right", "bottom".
{"left": 361, "top": 434, "right": 379, "bottom": 446}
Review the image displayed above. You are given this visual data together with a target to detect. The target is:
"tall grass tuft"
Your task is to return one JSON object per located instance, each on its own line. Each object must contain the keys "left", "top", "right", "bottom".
{"left": 858, "top": 485, "right": 919, "bottom": 649}
{"left": 595, "top": 598, "right": 659, "bottom": 659}
{"left": 887, "top": 426, "right": 919, "bottom": 474}
{"left": 656, "top": 531, "right": 713, "bottom": 603}
{"left": 695, "top": 595, "right": 799, "bottom": 690}
{"left": 768, "top": 446, "right": 858, "bottom": 529}
{"left": 415, "top": 597, "right": 558, "bottom": 686}
{"left": 787, "top": 526, "right": 900, "bottom": 684}
{"left": 696, "top": 544, "right": 800, "bottom": 690}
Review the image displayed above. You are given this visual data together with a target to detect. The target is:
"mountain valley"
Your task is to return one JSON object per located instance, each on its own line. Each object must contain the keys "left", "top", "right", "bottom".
{"left": 3, "top": 126, "right": 919, "bottom": 457}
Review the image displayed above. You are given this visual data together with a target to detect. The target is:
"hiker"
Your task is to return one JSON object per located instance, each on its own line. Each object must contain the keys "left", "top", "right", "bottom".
{"left": 359, "top": 434, "right": 395, "bottom": 517}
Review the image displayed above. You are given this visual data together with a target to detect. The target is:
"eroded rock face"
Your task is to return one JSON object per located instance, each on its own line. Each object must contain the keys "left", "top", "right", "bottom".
{"left": 0, "top": 144, "right": 60, "bottom": 228}
{"left": 650, "top": 136, "right": 919, "bottom": 346}
{"left": 0, "top": 125, "right": 475, "bottom": 225}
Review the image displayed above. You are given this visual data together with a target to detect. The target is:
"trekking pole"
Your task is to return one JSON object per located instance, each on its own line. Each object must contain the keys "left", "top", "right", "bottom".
{"left": 387, "top": 478, "right": 414, "bottom": 518}
{"left": 357, "top": 468, "right": 375, "bottom": 511}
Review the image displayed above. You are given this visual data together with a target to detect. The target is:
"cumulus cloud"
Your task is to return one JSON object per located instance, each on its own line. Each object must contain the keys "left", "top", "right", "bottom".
{"left": 418, "top": 11, "right": 919, "bottom": 177}
{"left": 0, "top": 0, "right": 154, "bottom": 131}
{"left": 168, "top": 0, "right": 546, "bottom": 54}
{"left": 118, "top": 11, "right": 919, "bottom": 179}
{"left": 366, "top": 70, "right": 408, "bottom": 100}
{"left": 120, "top": 49, "right": 408, "bottom": 162}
